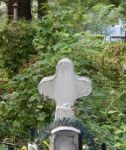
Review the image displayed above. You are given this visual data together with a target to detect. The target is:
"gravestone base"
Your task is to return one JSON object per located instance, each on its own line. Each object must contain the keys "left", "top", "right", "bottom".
{"left": 38, "top": 58, "right": 92, "bottom": 150}
{"left": 49, "top": 126, "right": 82, "bottom": 150}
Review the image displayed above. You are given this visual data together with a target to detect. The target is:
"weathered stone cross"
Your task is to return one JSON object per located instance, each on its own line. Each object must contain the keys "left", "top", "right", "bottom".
{"left": 38, "top": 58, "right": 92, "bottom": 120}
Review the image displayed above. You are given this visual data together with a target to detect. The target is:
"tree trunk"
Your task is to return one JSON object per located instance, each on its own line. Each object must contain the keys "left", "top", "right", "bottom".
{"left": 18, "top": 0, "right": 32, "bottom": 20}
{"left": 38, "top": 0, "right": 47, "bottom": 18}
{"left": 7, "top": 0, "right": 32, "bottom": 20}
{"left": 7, "top": 0, "right": 16, "bottom": 19}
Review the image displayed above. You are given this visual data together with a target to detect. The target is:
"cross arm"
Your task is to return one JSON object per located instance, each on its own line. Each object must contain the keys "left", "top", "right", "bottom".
{"left": 38, "top": 75, "right": 55, "bottom": 99}
{"left": 76, "top": 76, "right": 92, "bottom": 99}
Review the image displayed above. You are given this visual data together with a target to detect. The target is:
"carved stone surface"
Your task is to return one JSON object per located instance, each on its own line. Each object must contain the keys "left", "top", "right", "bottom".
{"left": 38, "top": 58, "right": 92, "bottom": 120}
{"left": 50, "top": 126, "right": 80, "bottom": 150}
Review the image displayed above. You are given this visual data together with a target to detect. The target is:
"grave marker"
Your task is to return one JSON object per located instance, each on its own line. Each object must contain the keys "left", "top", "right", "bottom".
{"left": 38, "top": 58, "right": 92, "bottom": 150}
{"left": 38, "top": 58, "right": 92, "bottom": 119}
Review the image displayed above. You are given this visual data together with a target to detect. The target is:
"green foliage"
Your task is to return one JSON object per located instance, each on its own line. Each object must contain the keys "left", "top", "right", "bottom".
{"left": 33, "top": 2, "right": 105, "bottom": 53}
{"left": 0, "top": 1, "right": 126, "bottom": 149}
{"left": 0, "top": 20, "right": 37, "bottom": 78}
{"left": 84, "top": 3, "right": 120, "bottom": 33}
{"left": 118, "top": 0, "right": 126, "bottom": 19}
{"left": 0, "top": 53, "right": 56, "bottom": 141}
{"left": 100, "top": 42, "right": 126, "bottom": 85}
{"left": 88, "top": 34, "right": 104, "bottom": 40}
{"left": 37, "top": 117, "right": 98, "bottom": 149}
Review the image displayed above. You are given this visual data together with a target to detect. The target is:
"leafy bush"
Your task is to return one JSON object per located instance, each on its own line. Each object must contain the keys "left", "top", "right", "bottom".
{"left": 1, "top": 40, "right": 125, "bottom": 148}
{"left": 0, "top": 1, "right": 126, "bottom": 149}
{"left": 0, "top": 20, "right": 37, "bottom": 78}
{"left": 88, "top": 34, "right": 104, "bottom": 41}
{"left": 100, "top": 42, "right": 126, "bottom": 86}
{"left": 33, "top": 10, "right": 126, "bottom": 148}
{"left": 0, "top": 18, "right": 104, "bottom": 142}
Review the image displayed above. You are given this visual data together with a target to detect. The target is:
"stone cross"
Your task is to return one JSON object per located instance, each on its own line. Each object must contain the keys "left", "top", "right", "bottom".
{"left": 38, "top": 58, "right": 92, "bottom": 119}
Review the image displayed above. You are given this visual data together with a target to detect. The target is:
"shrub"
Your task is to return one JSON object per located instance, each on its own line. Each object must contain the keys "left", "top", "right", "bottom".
{"left": 0, "top": 20, "right": 37, "bottom": 78}
{"left": 99, "top": 42, "right": 126, "bottom": 85}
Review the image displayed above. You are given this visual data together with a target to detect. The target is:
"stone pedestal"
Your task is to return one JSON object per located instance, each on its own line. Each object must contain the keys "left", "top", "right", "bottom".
{"left": 50, "top": 126, "right": 81, "bottom": 150}
{"left": 38, "top": 58, "right": 92, "bottom": 150}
